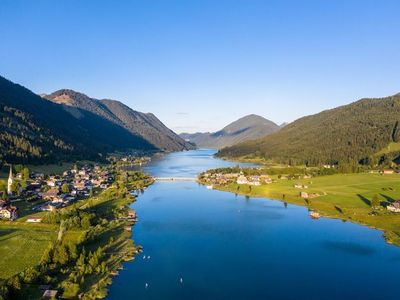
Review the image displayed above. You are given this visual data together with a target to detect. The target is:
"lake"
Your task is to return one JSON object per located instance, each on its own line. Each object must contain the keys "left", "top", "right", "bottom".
{"left": 107, "top": 149, "right": 400, "bottom": 300}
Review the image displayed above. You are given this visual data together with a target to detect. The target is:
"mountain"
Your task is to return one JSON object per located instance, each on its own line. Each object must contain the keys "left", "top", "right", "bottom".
{"left": 45, "top": 89, "right": 193, "bottom": 152}
{"left": 0, "top": 76, "right": 156, "bottom": 164}
{"left": 0, "top": 76, "right": 189, "bottom": 165}
{"left": 217, "top": 94, "right": 400, "bottom": 166}
{"left": 180, "top": 114, "right": 280, "bottom": 149}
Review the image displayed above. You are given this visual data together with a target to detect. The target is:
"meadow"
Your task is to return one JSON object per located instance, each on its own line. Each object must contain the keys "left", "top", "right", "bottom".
{"left": 0, "top": 225, "right": 57, "bottom": 279}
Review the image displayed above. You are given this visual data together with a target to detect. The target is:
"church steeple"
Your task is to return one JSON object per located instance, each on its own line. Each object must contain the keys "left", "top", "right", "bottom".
{"left": 7, "top": 165, "right": 13, "bottom": 195}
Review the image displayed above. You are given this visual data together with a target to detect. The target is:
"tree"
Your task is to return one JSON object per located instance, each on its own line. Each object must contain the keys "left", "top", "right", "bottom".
{"left": 61, "top": 183, "right": 70, "bottom": 194}
{"left": 22, "top": 167, "right": 30, "bottom": 180}
{"left": 371, "top": 194, "right": 380, "bottom": 209}
{"left": 0, "top": 181, "right": 6, "bottom": 197}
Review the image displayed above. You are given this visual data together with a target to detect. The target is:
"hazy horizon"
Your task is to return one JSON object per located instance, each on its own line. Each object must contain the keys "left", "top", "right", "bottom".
{"left": 1, "top": 0, "right": 400, "bottom": 133}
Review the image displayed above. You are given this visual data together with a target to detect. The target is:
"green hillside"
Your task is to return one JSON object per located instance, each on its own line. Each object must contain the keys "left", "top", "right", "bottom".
{"left": 217, "top": 94, "right": 400, "bottom": 166}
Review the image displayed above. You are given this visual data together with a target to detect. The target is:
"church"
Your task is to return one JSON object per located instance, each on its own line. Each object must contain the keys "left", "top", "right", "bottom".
{"left": 7, "top": 165, "right": 13, "bottom": 195}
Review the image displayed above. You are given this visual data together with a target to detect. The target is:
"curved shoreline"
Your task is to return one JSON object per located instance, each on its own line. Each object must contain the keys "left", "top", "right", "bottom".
{"left": 198, "top": 179, "right": 400, "bottom": 248}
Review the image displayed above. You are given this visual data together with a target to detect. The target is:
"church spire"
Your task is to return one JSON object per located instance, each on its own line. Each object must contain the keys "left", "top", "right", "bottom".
{"left": 7, "top": 165, "right": 13, "bottom": 195}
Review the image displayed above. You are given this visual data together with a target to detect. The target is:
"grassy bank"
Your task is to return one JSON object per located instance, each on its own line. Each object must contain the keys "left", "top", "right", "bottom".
{"left": 200, "top": 172, "right": 400, "bottom": 246}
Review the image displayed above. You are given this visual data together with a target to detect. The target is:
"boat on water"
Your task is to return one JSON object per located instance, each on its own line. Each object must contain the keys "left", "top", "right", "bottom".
{"left": 206, "top": 185, "right": 213, "bottom": 189}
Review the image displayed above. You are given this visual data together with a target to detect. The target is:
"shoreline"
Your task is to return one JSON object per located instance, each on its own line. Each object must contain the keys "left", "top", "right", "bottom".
{"left": 198, "top": 179, "right": 400, "bottom": 248}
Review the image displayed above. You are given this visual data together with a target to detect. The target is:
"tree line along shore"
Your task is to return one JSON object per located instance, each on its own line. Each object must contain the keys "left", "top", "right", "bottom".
{"left": 198, "top": 166, "right": 400, "bottom": 247}
{"left": 0, "top": 156, "right": 154, "bottom": 300}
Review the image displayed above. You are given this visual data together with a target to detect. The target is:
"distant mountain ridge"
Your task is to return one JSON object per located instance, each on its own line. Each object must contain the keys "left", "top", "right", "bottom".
{"left": 218, "top": 94, "right": 400, "bottom": 166}
{"left": 180, "top": 114, "right": 280, "bottom": 149}
{"left": 0, "top": 75, "right": 192, "bottom": 165}
{"left": 45, "top": 89, "right": 193, "bottom": 152}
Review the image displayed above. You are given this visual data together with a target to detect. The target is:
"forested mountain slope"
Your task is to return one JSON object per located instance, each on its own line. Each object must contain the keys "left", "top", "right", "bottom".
{"left": 0, "top": 76, "right": 155, "bottom": 164}
{"left": 218, "top": 95, "right": 400, "bottom": 166}
{"left": 46, "top": 90, "right": 193, "bottom": 151}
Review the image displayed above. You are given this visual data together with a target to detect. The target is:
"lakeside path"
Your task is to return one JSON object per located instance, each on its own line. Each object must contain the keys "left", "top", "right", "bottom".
{"left": 199, "top": 172, "right": 400, "bottom": 246}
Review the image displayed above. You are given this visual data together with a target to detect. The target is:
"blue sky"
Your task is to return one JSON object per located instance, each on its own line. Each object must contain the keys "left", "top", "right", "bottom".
{"left": 1, "top": 0, "right": 400, "bottom": 133}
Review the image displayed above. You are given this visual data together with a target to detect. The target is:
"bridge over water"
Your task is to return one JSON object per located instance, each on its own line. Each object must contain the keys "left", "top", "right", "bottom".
{"left": 154, "top": 177, "right": 197, "bottom": 182}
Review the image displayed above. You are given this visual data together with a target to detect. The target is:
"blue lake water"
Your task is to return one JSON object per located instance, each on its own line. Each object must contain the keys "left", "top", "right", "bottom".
{"left": 107, "top": 149, "right": 400, "bottom": 300}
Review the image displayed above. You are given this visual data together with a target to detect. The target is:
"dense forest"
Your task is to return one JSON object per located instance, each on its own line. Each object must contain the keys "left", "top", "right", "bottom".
{"left": 0, "top": 76, "right": 156, "bottom": 165}
{"left": 218, "top": 94, "right": 400, "bottom": 167}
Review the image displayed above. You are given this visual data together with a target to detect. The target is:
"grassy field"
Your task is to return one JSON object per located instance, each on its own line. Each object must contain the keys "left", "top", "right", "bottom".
{"left": 210, "top": 173, "right": 400, "bottom": 246}
{"left": 0, "top": 225, "right": 57, "bottom": 279}
{"left": 375, "top": 142, "right": 400, "bottom": 156}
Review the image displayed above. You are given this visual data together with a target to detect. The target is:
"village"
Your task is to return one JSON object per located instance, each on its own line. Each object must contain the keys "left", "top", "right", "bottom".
{"left": 0, "top": 164, "right": 114, "bottom": 221}
{"left": 200, "top": 171, "right": 320, "bottom": 198}
{"left": 199, "top": 168, "right": 400, "bottom": 213}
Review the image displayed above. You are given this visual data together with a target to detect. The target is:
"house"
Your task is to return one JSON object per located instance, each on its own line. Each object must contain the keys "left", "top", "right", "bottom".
{"left": 300, "top": 192, "right": 309, "bottom": 198}
{"left": 41, "top": 203, "right": 57, "bottom": 212}
{"left": 100, "top": 183, "right": 109, "bottom": 189}
{"left": 310, "top": 211, "right": 321, "bottom": 219}
{"left": 383, "top": 170, "right": 395, "bottom": 175}
{"left": 294, "top": 183, "right": 308, "bottom": 189}
{"left": 300, "top": 192, "right": 319, "bottom": 199}
{"left": 41, "top": 187, "right": 60, "bottom": 201}
{"left": 26, "top": 218, "right": 42, "bottom": 223}
{"left": 387, "top": 200, "right": 400, "bottom": 213}
{"left": 248, "top": 176, "right": 261, "bottom": 186}
{"left": 0, "top": 206, "right": 18, "bottom": 220}
{"left": 237, "top": 175, "right": 248, "bottom": 184}
{"left": 43, "top": 289, "right": 58, "bottom": 299}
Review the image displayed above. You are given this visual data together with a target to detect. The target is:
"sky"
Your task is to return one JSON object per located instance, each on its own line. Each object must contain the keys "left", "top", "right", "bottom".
{"left": 1, "top": 0, "right": 400, "bottom": 133}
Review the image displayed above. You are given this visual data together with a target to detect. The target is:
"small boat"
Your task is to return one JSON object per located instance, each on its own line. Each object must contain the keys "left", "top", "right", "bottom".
{"left": 180, "top": 277, "right": 183, "bottom": 283}
{"left": 206, "top": 185, "right": 213, "bottom": 189}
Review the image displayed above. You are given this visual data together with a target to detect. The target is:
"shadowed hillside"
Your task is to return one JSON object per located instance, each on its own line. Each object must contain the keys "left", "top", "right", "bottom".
{"left": 0, "top": 76, "right": 156, "bottom": 164}
{"left": 46, "top": 90, "right": 194, "bottom": 152}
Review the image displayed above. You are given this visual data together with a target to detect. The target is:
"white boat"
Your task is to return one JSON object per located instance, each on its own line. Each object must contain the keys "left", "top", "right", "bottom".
{"left": 206, "top": 185, "right": 213, "bottom": 189}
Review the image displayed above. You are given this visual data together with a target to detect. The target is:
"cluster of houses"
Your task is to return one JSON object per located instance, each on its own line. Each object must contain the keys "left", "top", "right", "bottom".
{"left": 34, "top": 165, "right": 113, "bottom": 213}
{"left": 0, "top": 200, "right": 18, "bottom": 220}
{"left": 0, "top": 164, "right": 114, "bottom": 221}
{"left": 201, "top": 172, "right": 273, "bottom": 186}
{"left": 113, "top": 154, "right": 151, "bottom": 167}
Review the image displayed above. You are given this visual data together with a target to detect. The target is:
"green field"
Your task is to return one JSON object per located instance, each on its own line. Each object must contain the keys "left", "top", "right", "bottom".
{"left": 375, "top": 142, "right": 400, "bottom": 156}
{"left": 0, "top": 225, "right": 57, "bottom": 279}
{"left": 210, "top": 173, "right": 400, "bottom": 246}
